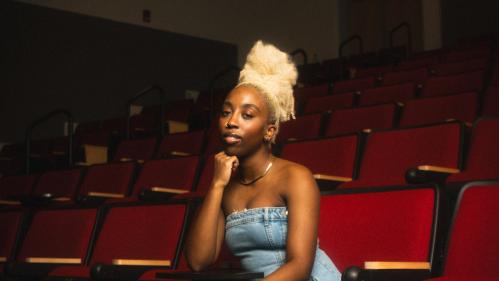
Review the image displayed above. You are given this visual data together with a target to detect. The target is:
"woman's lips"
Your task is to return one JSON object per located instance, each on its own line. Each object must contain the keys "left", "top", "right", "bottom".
{"left": 223, "top": 134, "right": 242, "bottom": 145}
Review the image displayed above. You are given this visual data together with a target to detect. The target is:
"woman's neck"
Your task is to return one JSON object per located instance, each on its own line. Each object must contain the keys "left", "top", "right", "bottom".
{"left": 237, "top": 147, "right": 273, "bottom": 183}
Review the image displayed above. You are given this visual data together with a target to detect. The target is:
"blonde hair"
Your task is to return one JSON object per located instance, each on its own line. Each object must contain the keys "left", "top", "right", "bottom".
{"left": 237, "top": 41, "right": 298, "bottom": 136}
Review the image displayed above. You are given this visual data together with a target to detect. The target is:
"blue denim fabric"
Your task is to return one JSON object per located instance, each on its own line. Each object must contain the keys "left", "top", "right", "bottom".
{"left": 225, "top": 207, "right": 341, "bottom": 281}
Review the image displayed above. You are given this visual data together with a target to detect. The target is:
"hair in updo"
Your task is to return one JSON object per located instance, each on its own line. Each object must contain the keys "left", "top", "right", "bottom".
{"left": 237, "top": 41, "right": 298, "bottom": 139}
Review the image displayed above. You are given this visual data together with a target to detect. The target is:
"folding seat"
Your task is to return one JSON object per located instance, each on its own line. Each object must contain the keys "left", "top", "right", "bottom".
{"left": 396, "top": 55, "right": 439, "bottom": 71}
{"left": 399, "top": 92, "right": 478, "bottom": 127}
{"left": 0, "top": 143, "right": 24, "bottom": 176}
{"left": 203, "top": 127, "right": 223, "bottom": 155}
{"left": 5, "top": 206, "right": 99, "bottom": 280}
{"left": 130, "top": 101, "right": 192, "bottom": 136}
{"left": 29, "top": 169, "right": 82, "bottom": 203}
{"left": 74, "top": 120, "right": 101, "bottom": 136}
{"left": 442, "top": 45, "right": 491, "bottom": 62}
{"left": 0, "top": 174, "right": 37, "bottom": 206}
{"left": 280, "top": 135, "right": 359, "bottom": 189}
{"left": 324, "top": 103, "right": 397, "bottom": 137}
{"left": 382, "top": 67, "right": 428, "bottom": 87}
{"left": 359, "top": 82, "right": 415, "bottom": 106}
{"left": 303, "top": 92, "right": 355, "bottom": 114}
{"left": 294, "top": 84, "right": 329, "bottom": 99}
{"left": 339, "top": 122, "right": 463, "bottom": 189}
{"left": 319, "top": 187, "right": 438, "bottom": 280}
{"left": 156, "top": 130, "right": 205, "bottom": 158}
{"left": 0, "top": 209, "right": 26, "bottom": 264}
{"left": 77, "top": 162, "right": 136, "bottom": 201}
{"left": 431, "top": 58, "right": 488, "bottom": 76}
{"left": 47, "top": 201, "right": 189, "bottom": 280}
{"left": 481, "top": 86, "right": 499, "bottom": 117}
{"left": 113, "top": 137, "right": 157, "bottom": 163}
{"left": 421, "top": 71, "right": 484, "bottom": 97}
{"left": 446, "top": 118, "right": 499, "bottom": 184}
{"left": 276, "top": 113, "right": 322, "bottom": 143}
{"left": 423, "top": 181, "right": 499, "bottom": 281}
{"left": 332, "top": 76, "right": 376, "bottom": 94}
{"left": 130, "top": 156, "right": 200, "bottom": 199}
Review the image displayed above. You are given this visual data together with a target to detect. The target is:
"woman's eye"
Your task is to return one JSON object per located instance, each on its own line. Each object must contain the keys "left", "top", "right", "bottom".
{"left": 242, "top": 113, "right": 253, "bottom": 119}
{"left": 221, "top": 110, "right": 231, "bottom": 117}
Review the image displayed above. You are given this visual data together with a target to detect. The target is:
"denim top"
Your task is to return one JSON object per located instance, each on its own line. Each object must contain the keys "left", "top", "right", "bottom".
{"left": 225, "top": 207, "right": 341, "bottom": 281}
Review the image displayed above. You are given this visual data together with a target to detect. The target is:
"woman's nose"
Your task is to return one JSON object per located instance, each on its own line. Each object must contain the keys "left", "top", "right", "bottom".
{"left": 226, "top": 115, "right": 239, "bottom": 128}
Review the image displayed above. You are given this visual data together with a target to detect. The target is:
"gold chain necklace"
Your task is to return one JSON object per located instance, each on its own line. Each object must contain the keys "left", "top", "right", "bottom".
{"left": 238, "top": 159, "right": 274, "bottom": 185}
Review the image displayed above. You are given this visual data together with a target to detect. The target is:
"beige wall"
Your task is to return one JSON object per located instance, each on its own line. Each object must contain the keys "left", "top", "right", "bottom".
{"left": 17, "top": 0, "right": 341, "bottom": 65}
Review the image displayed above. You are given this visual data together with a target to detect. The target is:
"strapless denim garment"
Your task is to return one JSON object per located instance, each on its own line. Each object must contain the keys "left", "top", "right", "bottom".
{"left": 225, "top": 207, "right": 341, "bottom": 281}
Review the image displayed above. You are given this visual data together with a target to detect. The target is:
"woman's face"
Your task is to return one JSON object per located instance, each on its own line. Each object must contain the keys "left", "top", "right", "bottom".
{"left": 219, "top": 85, "right": 274, "bottom": 157}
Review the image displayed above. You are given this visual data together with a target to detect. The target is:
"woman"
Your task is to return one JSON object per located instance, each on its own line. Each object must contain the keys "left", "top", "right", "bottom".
{"left": 185, "top": 41, "right": 341, "bottom": 281}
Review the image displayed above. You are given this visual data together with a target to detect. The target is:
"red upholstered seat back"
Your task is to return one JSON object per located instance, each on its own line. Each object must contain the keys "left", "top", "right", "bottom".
{"left": 0, "top": 174, "right": 37, "bottom": 199}
{"left": 448, "top": 118, "right": 499, "bottom": 182}
{"left": 319, "top": 187, "right": 436, "bottom": 271}
{"left": 0, "top": 210, "right": 24, "bottom": 260}
{"left": 17, "top": 208, "right": 98, "bottom": 261}
{"left": 294, "top": 84, "right": 329, "bottom": 99}
{"left": 343, "top": 122, "right": 462, "bottom": 187}
{"left": 332, "top": 77, "right": 375, "bottom": 94}
{"left": 443, "top": 183, "right": 499, "bottom": 277}
{"left": 399, "top": 92, "right": 477, "bottom": 127}
{"left": 113, "top": 138, "right": 157, "bottom": 162}
{"left": 382, "top": 67, "right": 428, "bottom": 86}
{"left": 359, "top": 82, "right": 415, "bottom": 106}
{"left": 90, "top": 203, "right": 186, "bottom": 265}
{"left": 78, "top": 162, "right": 135, "bottom": 197}
{"left": 280, "top": 135, "right": 358, "bottom": 178}
{"left": 432, "top": 58, "right": 487, "bottom": 76}
{"left": 131, "top": 157, "right": 199, "bottom": 196}
{"left": 421, "top": 71, "right": 484, "bottom": 97}
{"left": 277, "top": 114, "right": 322, "bottom": 143}
{"left": 32, "top": 169, "right": 82, "bottom": 198}
{"left": 303, "top": 92, "right": 354, "bottom": 114}
{"left": 325, "top": 103, "right": 396, "bottom": 137}
{"left": 482, "top": 86, "right": 499, "bottom": 118}
{"left": 396, "top": 56, "right": 439, "bottom": 71}
{"left": 194, "top": 154, "right": 215, "bottom": 194}
{"left": 157, "top": 131, "right": 205, "bottom": 158}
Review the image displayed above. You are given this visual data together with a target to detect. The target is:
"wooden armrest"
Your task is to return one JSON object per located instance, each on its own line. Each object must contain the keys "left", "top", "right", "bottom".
{"left": 52, "top": 197, "right": 72, "bottom": 202}
{"left": 83, "top": 144, "right": 108, "bottom": 165}
{"left": 0, "top": 257, "right": 6, "bottom": 262}
{"left": 137, "top": 159, "right": 145, "bottom": 164}
{"left": 286, "top": 138, "right": 298, "bottom": 142}
{"left": 417, "top": 165, "right": 459, "bottom": 174}
{"left": 167, "top": 120, "right": 189, "bottom": 134}
{"left": 362, "top": 128, "right": 372, "bottom": 133}
{"left": 87, "top": 191, "right": 125, "bottom": 198}
{"left": 25, "top": 257, "right": 81, "bottom": 264}
{"left": 150, "top": 187, "right": 189, "bottom": 194}
{"left": 74, "top": 161, "right": 91, "bottom": 166}
{"left": 120, "top": 158, "right": 132, "bottom": 162}
{"left": 112, "top": 259, "right": 171, "bottom": 266}
{"left": 0, "top": 199, "right": 21, "bottom": 205}
{"left": 170, "top": 151, "right": 191, "bottom": 157}
{"left": 313, "top": 174, "right": 352, "bottom": 182}
{"left": 51, "top": 151, "right": 66, "bottom": 156}
{"left": 364, "top": 261, "right": 431, "bottom": 270}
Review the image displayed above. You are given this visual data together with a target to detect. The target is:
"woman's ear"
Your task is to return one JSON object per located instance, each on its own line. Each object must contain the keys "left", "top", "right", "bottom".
{"left": 264, "top": 124, "right": 277, "bottom": 142}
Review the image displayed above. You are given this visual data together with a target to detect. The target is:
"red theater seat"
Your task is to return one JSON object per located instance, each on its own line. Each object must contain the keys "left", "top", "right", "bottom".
{"left": 339, "top": 122, "right": 463, "bottom": 189}
{"left": 113, "top": 137, "right": 157, "bottom": 163}
{"left": 481, "top": 86, "right": 499, "bottom": 117}
{"left": 157, "top": 131, "right": 205, "bottom": 158}
{"left": 30, "top": 169, "right": 82, "bottom": 202}
{"left": 320, "top": 187, "right": 437, "bottom": 278}
{"left": 324, "top": 103, "right": 397, "bottom": 137}
{"left": 294, "top": 84, "right": 329, "bottom": 99}
{"left": 359, "top": 83, "right": 415, "bottom": 106}
{"left": 277, "top": 114, "right": 322, "bottom": 143}
{"left": 424, "top": 182, "right": 499, "bottom": 281}
{"left": 280, "top": 135, "right": 359, "bottom": 189}
{"left": 399, "top": 92, "right": 478, "bottom": 127}
{"left": 396, "top": 55, "right": 439, "bottom": 71}
{"left": 382, "top": 67, "right": 428, "bottom": 87}
{"left": 432, "top": 58, "right": 487, "bottom": 76}
{"left": 332, "top": 77, "right": 375, "bottom": 94}
{"left": 6, "top": 207, "right": 98, "bottom": 279}
{"left": 0, "top": 209, "right": 26, "bottom": 262}
{"left": 0, "top": 174, "right": 37, "bottom": 205}
{"left": 303, "top": 92, "right": 355, "bottom": 114}
{"left": 421, "top": 71, "right": 484, "bottom": 97}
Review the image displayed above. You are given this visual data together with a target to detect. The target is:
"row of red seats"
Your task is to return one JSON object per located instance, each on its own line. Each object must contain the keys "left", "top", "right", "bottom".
{"left": 1, "top": 181, "right": 497, "bottom": 281}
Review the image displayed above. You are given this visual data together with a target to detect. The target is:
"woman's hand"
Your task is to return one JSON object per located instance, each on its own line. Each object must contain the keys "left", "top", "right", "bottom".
{"left": 211, "top": 152, "right": 239, "bottom": 189}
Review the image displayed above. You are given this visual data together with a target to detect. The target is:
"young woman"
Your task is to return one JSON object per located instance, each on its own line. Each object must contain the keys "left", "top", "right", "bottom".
{"left": 185, "top": 41, "right": 341, "bottom": 281}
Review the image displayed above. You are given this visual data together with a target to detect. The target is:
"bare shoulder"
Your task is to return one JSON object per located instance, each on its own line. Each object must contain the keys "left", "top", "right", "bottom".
{"left": 272, "top": 158, "right": 319, "bottom": 197}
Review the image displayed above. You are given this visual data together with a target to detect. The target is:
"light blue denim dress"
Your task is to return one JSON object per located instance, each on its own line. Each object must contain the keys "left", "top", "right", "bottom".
{"left": 225, "top": 207, "right": 341, "bottom": 281}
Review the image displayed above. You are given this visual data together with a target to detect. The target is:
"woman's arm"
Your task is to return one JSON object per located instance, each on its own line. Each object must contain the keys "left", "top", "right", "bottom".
{"left": 184, "top": 152, "right": 239, "bottom": 271}
{"left": 265, "top": 164, "right": 321, "bottom": 281}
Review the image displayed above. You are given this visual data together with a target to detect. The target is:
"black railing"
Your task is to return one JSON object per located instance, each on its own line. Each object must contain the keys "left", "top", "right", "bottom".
{"left": 339, "top": 35, "right": 364, "bottom": 58}
{"left": 208, "top": 66, "right": 240, "bottom": 119}
{"left": 25, "top": 109, "right": 73, "bottom": 174}
{"left": 390, "top": 22, "right": 412, "bottom": 55}
{"left": 126, "top": 85, "right": 165, "bottom": 139}
{"left": 290, "top": 48, "right": 308, "bottom": 65}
